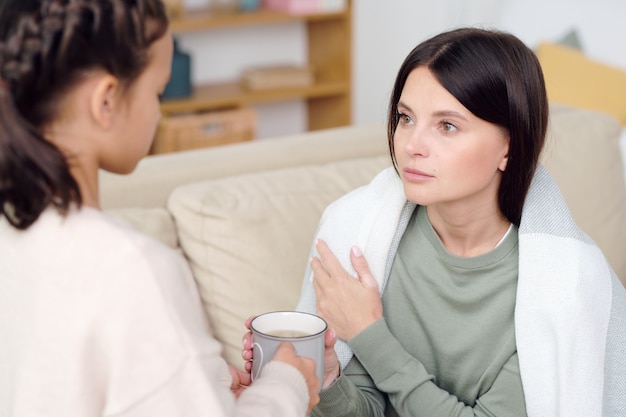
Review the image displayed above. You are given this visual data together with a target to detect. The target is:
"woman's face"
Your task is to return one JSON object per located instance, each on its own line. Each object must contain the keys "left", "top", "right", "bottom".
{"left": 393, "top": 67, "right": 509, "bottom": 212}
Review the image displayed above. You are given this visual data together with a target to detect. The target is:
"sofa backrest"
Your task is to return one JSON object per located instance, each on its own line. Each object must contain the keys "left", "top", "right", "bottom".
{"left": 541, "top": 105, "right": 626, "bottom": 279}
{"left": 100, "top": 123, "right": 388, "bottom": 210}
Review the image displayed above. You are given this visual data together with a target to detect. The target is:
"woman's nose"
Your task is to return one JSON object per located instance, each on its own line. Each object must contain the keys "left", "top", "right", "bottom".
{"left": 404, "top": 125, "right": 429, "bottom": 157}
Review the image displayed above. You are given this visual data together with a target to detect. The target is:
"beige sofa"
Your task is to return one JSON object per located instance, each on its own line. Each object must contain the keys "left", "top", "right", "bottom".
{"left": 100, "top": 104, "right": 626, "bottom": 369}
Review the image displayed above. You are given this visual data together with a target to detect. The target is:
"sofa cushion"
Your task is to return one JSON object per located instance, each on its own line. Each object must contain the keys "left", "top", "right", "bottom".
{"left": 541, "top": 104, "right": 626, "bottom": 282}
{"left": 168, "top": 155, "right": 390, "bottom": 367}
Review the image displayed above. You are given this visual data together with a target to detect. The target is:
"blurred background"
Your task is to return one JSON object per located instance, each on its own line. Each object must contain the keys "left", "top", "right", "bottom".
{"left": 160, "top": 0, "right": 625, "bottom": 149}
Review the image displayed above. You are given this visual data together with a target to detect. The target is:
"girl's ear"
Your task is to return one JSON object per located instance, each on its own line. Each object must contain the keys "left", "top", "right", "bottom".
{"left": 90, "top": 74, "right": 119, "bottom": 129}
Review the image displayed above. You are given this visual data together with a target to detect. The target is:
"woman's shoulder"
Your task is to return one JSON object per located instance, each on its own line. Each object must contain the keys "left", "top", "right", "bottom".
{"left": 323, "top": 166, "right": 403, "bottom": 217}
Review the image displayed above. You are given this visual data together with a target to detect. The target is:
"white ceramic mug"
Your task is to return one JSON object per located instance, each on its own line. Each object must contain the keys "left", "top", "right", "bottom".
{"left": 250, "top": 311, "right": 327, "bottom": 389}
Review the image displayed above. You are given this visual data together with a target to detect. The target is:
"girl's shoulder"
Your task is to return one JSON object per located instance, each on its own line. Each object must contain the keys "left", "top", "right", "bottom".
{"left": 64, "top": 206, "right": 174, "bottom": 254}
{"left": 24, "top": 206, "right": 189, "bottom": 282}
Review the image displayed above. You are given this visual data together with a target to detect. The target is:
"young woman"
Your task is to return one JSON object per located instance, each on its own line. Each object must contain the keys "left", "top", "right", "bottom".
{"left": 243, "top": 28, "right": 626, "bottom": 416}
{"left": 0, "top": 1, "right": 319, "bottom": 416}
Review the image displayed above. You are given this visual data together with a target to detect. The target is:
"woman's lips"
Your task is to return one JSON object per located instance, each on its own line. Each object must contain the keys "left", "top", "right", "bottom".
{"left": 403, "top": 167, "right": 434, "bottom": 183}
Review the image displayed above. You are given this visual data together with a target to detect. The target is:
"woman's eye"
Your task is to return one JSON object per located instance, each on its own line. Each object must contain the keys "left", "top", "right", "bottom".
{"left": 398, "top": 113, "right": 413, "bottom": 125}
{"left": 442, "top": 121, "right": 457, "bottom": 132}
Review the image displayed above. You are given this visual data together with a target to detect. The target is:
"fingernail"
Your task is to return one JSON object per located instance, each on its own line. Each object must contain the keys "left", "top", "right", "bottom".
{"left": 351, "top": 246, "right": 362, "bottom": 257}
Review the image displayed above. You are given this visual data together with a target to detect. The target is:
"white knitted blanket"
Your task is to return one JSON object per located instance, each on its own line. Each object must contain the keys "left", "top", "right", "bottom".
{"left": 296, "top": 165, "right": 626, "bottom": 416}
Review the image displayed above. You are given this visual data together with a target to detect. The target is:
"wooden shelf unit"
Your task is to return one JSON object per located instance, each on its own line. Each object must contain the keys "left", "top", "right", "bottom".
{"left": 168, "top": 6, "right": 349, "bottom": 32}
{"left": 161, "top": 2, "right": 352, "bottom": 132}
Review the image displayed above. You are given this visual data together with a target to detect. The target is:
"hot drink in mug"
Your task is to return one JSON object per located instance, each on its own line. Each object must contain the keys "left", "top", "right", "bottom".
{"left": 250, "top": 311, "right": 327, "bottom": 389}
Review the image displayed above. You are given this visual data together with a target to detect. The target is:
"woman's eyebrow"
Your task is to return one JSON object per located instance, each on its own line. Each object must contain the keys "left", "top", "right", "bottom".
{"left": 397, "top": 101, "right": 412, "bottom": 112}
{"left": 432, "top": 110, "right": 469, "bottom": 121}
{"left": 398, "top": 101, "right": 469, "bottom": 121}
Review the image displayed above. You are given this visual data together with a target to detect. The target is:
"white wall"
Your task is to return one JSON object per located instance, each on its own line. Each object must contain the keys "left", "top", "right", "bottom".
{"left": 352, "top": 0, "right": 508, "bottom": 126}
{"left": 180, "top": 0, "right": 626, "bottom": 136}
{"left": 497, "top": 0, "right": 626, "bottom": 69}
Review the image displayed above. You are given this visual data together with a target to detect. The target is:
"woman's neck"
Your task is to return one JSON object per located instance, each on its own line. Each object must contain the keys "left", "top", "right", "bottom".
{"left": 425, "top": 204, "right": 511, "bottom": 257}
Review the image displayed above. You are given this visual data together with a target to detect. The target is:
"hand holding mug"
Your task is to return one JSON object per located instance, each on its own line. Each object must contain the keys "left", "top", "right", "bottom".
{"left": 272, "top": 342, "right": 320, "bottom": 413}
{"left": 228, "top": 365, "right": 251, "bottom": 398}
{"left": 242, "top": 313, "right": 340, "bottom": 390}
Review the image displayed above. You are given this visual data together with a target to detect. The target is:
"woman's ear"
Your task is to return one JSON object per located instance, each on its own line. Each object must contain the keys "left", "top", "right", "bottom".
{"left": 498, "top": 134, "right": 510, "bottom": 172}
{"left": 498, "top": 154, "right": 509, "bottom": 172}
{"left": 89, "top": 74, "right": 119, "bottom": 129}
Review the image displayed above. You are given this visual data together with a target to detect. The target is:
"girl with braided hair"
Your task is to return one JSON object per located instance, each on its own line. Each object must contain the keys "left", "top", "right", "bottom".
{"left": 0, "top": 1, "right": 319, "bottom": 416}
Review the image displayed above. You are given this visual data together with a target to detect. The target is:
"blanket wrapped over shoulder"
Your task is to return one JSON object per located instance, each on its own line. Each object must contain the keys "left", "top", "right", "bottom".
{"left": 296, "top": 165, "right": 626, "bottom": 417}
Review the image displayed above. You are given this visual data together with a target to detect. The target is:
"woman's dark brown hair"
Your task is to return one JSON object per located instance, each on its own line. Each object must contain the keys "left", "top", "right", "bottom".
{"left": 0, "top": 0, "right": 168, "bottom": 229}
{"left": 387, "top": 28, "right": 549, "bottom": 227}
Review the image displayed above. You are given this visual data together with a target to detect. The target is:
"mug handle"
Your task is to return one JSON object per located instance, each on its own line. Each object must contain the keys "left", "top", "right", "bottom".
{"left": 251, "top": 342, "right": 263, "bottom": 381}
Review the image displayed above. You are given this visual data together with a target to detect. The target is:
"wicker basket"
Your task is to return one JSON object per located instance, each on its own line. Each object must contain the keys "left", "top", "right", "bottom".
{"left": 151, "top": 108, "right": 257, "bottom": 154}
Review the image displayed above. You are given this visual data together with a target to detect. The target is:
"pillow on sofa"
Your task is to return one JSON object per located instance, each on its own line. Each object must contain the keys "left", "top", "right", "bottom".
{"left": 168, "top": 155, "right": 390, "bottom": 367}
{"left": 536, "top": 42, "right": 626, "bottom": 125}
{"left": 541, "top": 104, "right": 626, "bottom": 282}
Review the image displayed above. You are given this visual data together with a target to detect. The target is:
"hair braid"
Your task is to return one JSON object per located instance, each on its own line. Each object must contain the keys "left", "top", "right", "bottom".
{"left": 0, "top": 0, "right": 168, "bottom": 230}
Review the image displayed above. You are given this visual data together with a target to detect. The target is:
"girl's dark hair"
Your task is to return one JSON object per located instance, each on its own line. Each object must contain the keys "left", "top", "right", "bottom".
{"left": 0, "top": 0, "right": 168, "bottom": 229}
{"left": 387, "top": 28, "right": 549, "bottom": 227}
